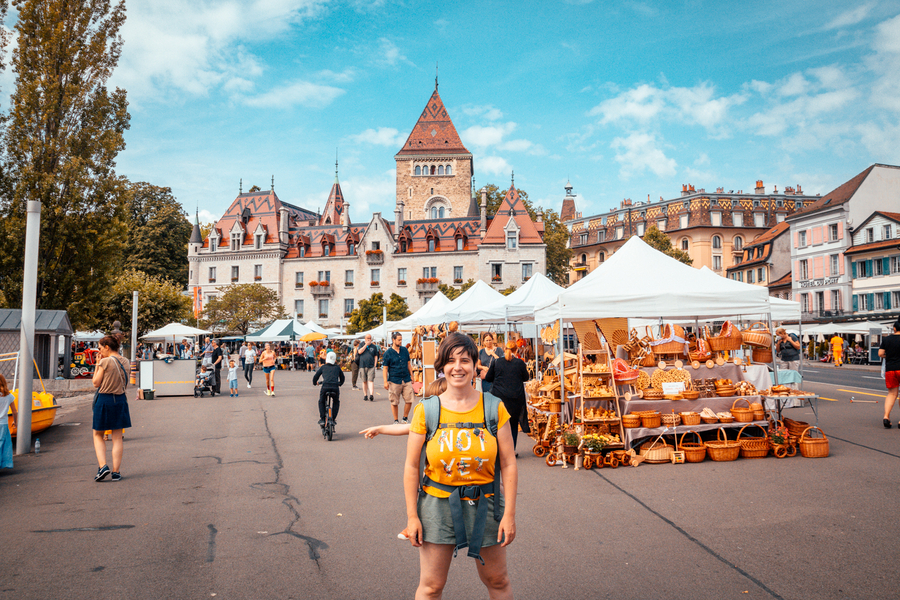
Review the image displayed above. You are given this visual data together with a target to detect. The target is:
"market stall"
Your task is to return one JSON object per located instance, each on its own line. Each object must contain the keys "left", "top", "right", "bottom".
{"left": 140, "top": 323, "right": 210, "bottom": 397}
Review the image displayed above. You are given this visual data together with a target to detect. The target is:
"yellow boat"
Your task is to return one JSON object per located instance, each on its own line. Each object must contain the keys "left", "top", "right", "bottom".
{"left": 7, "top": 390, "right": 59, "bottom": 437}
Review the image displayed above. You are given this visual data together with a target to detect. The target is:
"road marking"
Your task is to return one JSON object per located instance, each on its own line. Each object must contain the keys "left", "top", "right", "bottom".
{"left": 838, "top": 389, "right": 886, "bottom": 398}
{"left": 819, "top": 397, "right": 839, "bottom": 402}
{"left": 803, "top": 369, "right": 819, "bottom": 372}
{"left": 862, "top": 376, "right": 883, "bottom": 380}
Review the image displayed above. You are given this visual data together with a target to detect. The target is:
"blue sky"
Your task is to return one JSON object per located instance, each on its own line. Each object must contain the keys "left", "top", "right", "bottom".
{"left": 82, "top": 1, "right": 900, "bottom": 223}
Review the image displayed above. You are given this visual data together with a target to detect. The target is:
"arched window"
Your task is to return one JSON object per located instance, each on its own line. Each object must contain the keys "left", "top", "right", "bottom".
{"left": 400, "top": 240, "right": 407, "bottom": 253}
{"left": 733, "top": 236, "right": 743, "bottom": 250}
{"left": 430, "top": 165, "right": 436, "bottom": 175}
{"left": 712, "top": 235, "right": 722, "bottom": 249}
{"left": 597, "top": 252, "right": 605, "bottom": 263}
{"left": 415, "top": 166, "right": 421, "bottom": 176}
{"left": 323, "top": 244, "right": 330, "bottom": 257}
{"left": 446, "top": 165, "right": 452, "bottom": 175}
{"left": 581, "top": 253, "right": 587, "bottom": 264}
{"left": 431, "top": 207, "right": 438, "bottom": 219}
{"left": 681, "top": 238, "right": 689, "bottom": 251}
{"left": 438, "top": 165, "right": 444, "bottom": 175}
{"left": 439, "top": 207, "right": 445, "bottom": 218}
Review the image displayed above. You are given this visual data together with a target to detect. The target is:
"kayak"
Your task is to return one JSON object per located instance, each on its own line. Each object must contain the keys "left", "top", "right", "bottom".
{"left": 7, "top": 390, "right": 58, "bottom": 437}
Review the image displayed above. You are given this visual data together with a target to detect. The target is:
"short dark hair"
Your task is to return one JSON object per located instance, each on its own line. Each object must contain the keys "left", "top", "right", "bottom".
{"left": 434, "top": 333, "right": 478, "bottom": 373}
{"left": 98, "top": 335, "right": 120, "bottom": 352}
{"left": 894, "top": 320, "right": 900, "bottom": 332}
{"left": 391, "top": 331, "right": 402, "bottom": 340}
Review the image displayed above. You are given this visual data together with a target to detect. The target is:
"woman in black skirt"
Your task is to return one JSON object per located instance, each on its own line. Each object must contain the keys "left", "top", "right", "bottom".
{"left": 91, "top": 335, "right": 132, "bottom": 482}
{"left": 485, "top": 341, "right": 531, "bottom": 452}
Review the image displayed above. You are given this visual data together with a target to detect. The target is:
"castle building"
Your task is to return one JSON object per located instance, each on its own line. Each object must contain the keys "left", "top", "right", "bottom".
{"left": 564, "top": 181, "right": 821, "bottom": 284}
{"left": 188, "top": 85, "right": 547, "bottom": 328}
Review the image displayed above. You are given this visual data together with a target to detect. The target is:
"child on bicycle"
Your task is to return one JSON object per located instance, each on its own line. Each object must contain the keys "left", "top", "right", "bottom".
{"left": 313, "top": 351, "right": 344, "bottom": 427}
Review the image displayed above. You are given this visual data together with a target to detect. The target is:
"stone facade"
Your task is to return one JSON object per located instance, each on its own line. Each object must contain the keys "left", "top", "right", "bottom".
{"left": 395, "top": 156, "right": 473, "bottom": 219}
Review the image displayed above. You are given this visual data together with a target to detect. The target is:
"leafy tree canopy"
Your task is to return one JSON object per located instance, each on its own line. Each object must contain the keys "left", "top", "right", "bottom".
{"left": 96, "top": 269, "right": 192, "bottom": 337}
{"left": 200, "top": 222, "right": 214, "bottom": 240}
{"left": 202, "top": 283, "right": 285, "bottom": 335}
{"left": 499, "top": 286, "right": 517, "bottom": 296}
{"left": 125, "top": 182, "right": 191, "bottom": 287}
{"left": 386, "top": 293, "right": 412, "bottom": 322}
{"left": 347, "top": 293, "right": 412, "bottom": 334}
{"left": 438, "top": 278, "right": 476, "bottom": 301}
{"left": 642, "top": 225, "right": 693, "bottom": 265}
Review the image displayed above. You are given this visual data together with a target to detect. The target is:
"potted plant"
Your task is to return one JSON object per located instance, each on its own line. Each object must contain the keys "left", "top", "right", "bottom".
{"left": 319, "top": 312, "right": 328, "bottom": 318}
{"left": 426, "top": 277, "right": 438, "bottom": 284}
{"left": 582, "top": 433, "right": 607, "bottom": 455}
{"left": 491, "top": 275, "right": 502, "bottom": 282}
{"left": 398, "top": 280, "right": 407, "bottom": 286}
{"left": 371, "top": 281, "right": 379, "bottom": 286}
{"left": 309, "top": 280, "right": 319, "bottom": 287}
{"left": 563, "top": 431, "right": 579, "bottom": 454}
{"left": 345, "top": 282, "right": 353, "bottom": 287}
{"left": 454, "top": 278, "right": 463, "bottom": 284}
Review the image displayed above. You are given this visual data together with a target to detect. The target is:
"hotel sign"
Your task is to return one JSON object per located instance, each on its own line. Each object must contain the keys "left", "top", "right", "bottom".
{"left": 800, "top": 277, "right": 839, "bottom": 288}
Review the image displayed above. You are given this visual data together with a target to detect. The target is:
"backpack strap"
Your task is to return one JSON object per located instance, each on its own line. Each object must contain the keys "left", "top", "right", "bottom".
{"left": 481, "top": 392, "right": 503, "bottom": 525}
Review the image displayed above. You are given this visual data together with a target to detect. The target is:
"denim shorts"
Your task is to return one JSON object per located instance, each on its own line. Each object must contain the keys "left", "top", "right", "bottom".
{"left": 417, "top": 492, "right": 504, "bottom": 547}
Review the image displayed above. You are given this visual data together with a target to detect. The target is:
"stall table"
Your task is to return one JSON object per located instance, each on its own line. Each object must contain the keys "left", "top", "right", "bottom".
{"left": 622, "top": 420, "right": 770, "bottom": 448}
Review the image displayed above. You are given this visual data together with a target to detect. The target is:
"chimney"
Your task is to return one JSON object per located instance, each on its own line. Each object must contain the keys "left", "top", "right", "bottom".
{"left": 681, "top": 184, "right": 689, "bottom": 197}
{"left": 755, "top": 180, "right": 765, "bottom": 194}
{"left": 480, "top": 187, "right": 488, "bottom": 236}
{"left": 536, "top": 208, "right": 544, "bottom": 223}
{"left": 342, "top": 201, "right": 351, "bottom": 231}
{"left": 395, "top": 200, "right": 404, "bottom": 233}
{"left": 278, "top": 207, "right": 289, "bottom": 245}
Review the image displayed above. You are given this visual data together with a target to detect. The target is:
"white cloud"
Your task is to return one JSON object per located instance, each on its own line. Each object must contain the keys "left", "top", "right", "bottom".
{"left": 694, "top": 153, "right": 709, "bottom": 166}
{"left": 611, "top": 133, "right": 676, "bottom": 178}
{"left": 590, "top": 84, "right": 664, "bottom": 124}
{"left": 339, "top": 170, "right": 397, "bottom": 216}
{"left": 869, "top": 14, "right": 900, "bottom": 112}
{"left": 348, "top": 127, "right": 406, "bottom": 147}
{"left": 777, "top": 73, "right": 809, "bottom": 97}
{"left": 460, "top": 122, "right": 517, "bottom": 148}
{"left": 372, "top": 37, "right": 410, "bottom": 68}
{"left": 242, "top": 80, "right": 344, "bottom": 109}
{"left": 824, "top": 4, "right": 874, "bottom": 30}
{"left": 460, "top": 104, "right": 504, "bottom": 120}
{"left": 480, "top": 156, "right": 512, "bottom": 177}
{"left": 498, "top": 139, "right": 534, "bottom": 152}
{"left": 198, "top": 209, "right": 219, "bottom": 224}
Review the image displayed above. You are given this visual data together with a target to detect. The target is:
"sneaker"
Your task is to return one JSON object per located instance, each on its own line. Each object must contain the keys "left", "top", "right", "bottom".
{"left": 95, "top": 465, "right": 110, "bottom": 482}
{"left": 352, "top": 386, "right": 359, "bottom": 391}
{"left": 401, "top": 417, "right": 409, "bottom": 424}
{"left": 247, "top": 383, "right": 251, "bottom": 389}
{"left": 111, "top": 472, "right": 122, "bottom": 482}
{"left": 393, "top": 420, "right": 399, "bottom": 425}
{"left": 318, "top": 419, "right": 325, "bottom": 426}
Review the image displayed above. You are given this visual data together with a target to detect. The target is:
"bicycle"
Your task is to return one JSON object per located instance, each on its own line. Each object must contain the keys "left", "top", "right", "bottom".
{"left": 322, "top": 389, "right": 337, "bottom": 441}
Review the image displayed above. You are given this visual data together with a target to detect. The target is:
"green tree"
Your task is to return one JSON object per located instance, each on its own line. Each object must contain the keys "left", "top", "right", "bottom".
{"left": 642, "top": 225, "right": 693, "bottom": 265}
{"left": 386, "top": 293, "right": 411, "bottom": 321}
{"left": 438, "top": 278, "right": 476, "bottom": 301}
{"left": 0, "top": 0, "right": 130, "bottom": 329}
{"left": 125, "top": 182, "right": 192, "bottom": 288}
{"left": 499, "top": 286, "right": 517, "bottom": 296}
{"left": 348, "top": 292, "right": 385, "bottom": 334}
{"left": 98, "top": 269, "right": 192, "bottom": 337}
{"left": 200, "top": 222, "right": 214, "bottom": 240}
{"left": 202, "top": 283, "right": 285, "bottom": 335}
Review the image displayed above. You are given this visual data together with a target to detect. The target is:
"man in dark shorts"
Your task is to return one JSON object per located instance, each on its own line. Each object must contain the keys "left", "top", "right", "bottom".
{"left": 357, "top": 334, "right": 380, "bottom": 402}
{"left": 879, "top": 320, "right": 900, "bottom": 428}
{"left": 383, "top": 331, "right": 413, "bottom": 424}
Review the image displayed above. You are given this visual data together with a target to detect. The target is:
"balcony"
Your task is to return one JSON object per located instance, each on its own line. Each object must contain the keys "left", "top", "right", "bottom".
{"left": 416, "top": 278, "right": 439, "bottom": 295}
{"left": 310, "top": 283, "right": 333, "bottom": 297}
{"left": 365, "top": 250, "right": 384, "bottom": 265}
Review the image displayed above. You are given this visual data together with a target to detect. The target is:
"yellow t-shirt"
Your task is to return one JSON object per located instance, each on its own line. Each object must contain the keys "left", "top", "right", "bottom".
{"left": 410, "top": 395, "right": 510, "bottom": 499}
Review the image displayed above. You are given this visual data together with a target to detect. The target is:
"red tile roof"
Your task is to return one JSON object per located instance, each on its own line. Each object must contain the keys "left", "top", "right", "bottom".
{"left": 789, "top": 165, "right": 875, "bottom": 218}
{"left": 768, "top": 272, "right": 792, "bottom": 287}
{"left": 203, "top": 191, "right": 317, "bottom": 249}
{"left": 396, "top": 89, "right": 470, "bottom": 156}
{"left": 482, "top": 185, "right": 544, "bottom": 245}
{"left": 747, "top": 221, "right": 790, "bottom": 247}
{"left": 844, "top": 239, "right": 900, "bottom": 255}
{"left": 319, "top": 181, "right": 345, "bottom": 226}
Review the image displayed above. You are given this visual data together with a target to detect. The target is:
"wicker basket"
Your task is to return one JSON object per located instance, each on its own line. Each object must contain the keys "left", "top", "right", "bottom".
{"left": 642, "top": 388, "right": 664, "bottom": 400}
{"left": 799, "top": 426, "right": 830, "bottom": 458}
{"left": 741, "top": 322, "right": 772, "bottom": 348}
{"left": 689, "top": 338, "right": 712, "bottom": 362}
{"left": 701, "top": 416, "right": 718, "bottom": 424}
{"left": 613, "top": 358, "right": 640, "bottom": 382}
{"left": 706, "top": 322, "right": 743, "bottom": 352}
{"left": 718, "top": 415, "right": 735, "bottom": 424}
{"left": 680, "top": 412, "right": 702, "bottom": 426}
{"left": 640, "top": 412, "right": 662, "bottom": 428}
{"left": 650, "top": 323, "right": 687, "bottom": 356}
{"left": 752, "top": 347, "right": 773, "bottom": 363}
{"left": 639, "top": 438, "right": 672, "bottom": 463}
{"left": 784, "top": 417, "right": 810, "bottom": 439}
{"left": 749, "top": 402, "right": 766, "bottom": 421}
{"left": 705, "top": 428, "right": 741, "bottom": 462}
{"left": 622, "top": 414, "right": 641, "bottom": 428}
{"left": 737, "top": 424, "right": 770, "bottom": 459}
{"left": 679, "top": 431, "right": 707, "bottom": 463}
{"left": 731, "top": 398, "right": 755, "bottom": 423}
{"left": 661, "top": 413, "right": 681, "bottom": 427}
{"left": 682, "top": 390, "right": 700, "bottom": 400}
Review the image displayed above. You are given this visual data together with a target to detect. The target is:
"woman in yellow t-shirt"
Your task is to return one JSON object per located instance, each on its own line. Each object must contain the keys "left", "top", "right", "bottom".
{"left": 830, "top": 335, "right": 844, "bottom": 367}
{"left": 404, "top": 332, "right": 518, "bottom": 599}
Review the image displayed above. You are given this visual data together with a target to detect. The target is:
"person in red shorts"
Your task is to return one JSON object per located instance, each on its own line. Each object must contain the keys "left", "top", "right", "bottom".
{"left": 879, "top": 320, "right": 900, "bottom": 428}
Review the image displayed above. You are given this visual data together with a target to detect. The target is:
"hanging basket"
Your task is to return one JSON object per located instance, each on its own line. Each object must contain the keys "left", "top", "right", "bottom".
{"left": 737, "top": 424, "right": 770, "bottom": 459}
{"left": 741, "top": 322, "right": 772, "bottom": 348}
{"left": 752, "top": 347, "right": 773, "bottom": 363}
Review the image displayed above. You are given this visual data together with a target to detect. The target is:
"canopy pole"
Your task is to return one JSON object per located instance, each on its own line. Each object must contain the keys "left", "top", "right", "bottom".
{"left": 798, "top": 320, "right": 803, "bottom": 379}
{"left": 558, "top": 317, "right": 565, "bottom": 424}
{"left": 16, "top": 200, "right": 41, "bottom": 456}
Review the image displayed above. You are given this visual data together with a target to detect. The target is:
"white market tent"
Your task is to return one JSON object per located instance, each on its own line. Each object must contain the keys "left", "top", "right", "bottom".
{"left": 534, "top": 236, "right": 773, "bottom": 323}
{"left": 802, "top": 321, "right": 890, "bottom": 335}
{"left": 303, "top": 320, "right": 331, "bottom": 335}
{"left": 440, "top": 280, "right": 506, "bottom": 325}
{"left": 74, "top": 330, "right": 106, "bottom": 342}
{"left": 389, "top": 292, "right": 454, "bottom": 330}
{"left": 451, "top": 273, "right": 566, "bottom": 325}
{"left": 359, "top": 320, "right": 405, "bottom": 342}
{"left": 141, "top": 323, "right": 211, "bottom": 341}
{"left": 247, "top": 319, "right": 314, "bottom": 342}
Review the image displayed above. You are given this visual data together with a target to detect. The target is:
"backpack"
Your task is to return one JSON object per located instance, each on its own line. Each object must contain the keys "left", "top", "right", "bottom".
{"left": 418, "top": 392, "right": 503, "bottom": 563}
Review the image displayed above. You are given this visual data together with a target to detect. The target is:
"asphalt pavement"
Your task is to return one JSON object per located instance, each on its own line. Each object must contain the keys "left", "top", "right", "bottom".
{"left": 1, "top": 367, "right": 899, "bottom": 600}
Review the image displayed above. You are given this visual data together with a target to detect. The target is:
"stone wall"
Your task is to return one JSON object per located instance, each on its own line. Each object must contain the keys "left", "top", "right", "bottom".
{"left": 395, "top": 156, "right": 473, "bottom": 218}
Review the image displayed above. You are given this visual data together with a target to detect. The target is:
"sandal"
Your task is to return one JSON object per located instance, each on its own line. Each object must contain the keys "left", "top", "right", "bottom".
{"left": 884, "top": 418, "right": 892, "bottom": 429}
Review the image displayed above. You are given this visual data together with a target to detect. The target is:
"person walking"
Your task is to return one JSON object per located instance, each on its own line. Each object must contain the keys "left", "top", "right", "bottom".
{"left": 879, "top": 320, "right": 900, "bottom": 428}
{"left": 350, "top": 339, "right": 361, "bottom": 390}
{"left": 201, "top": 336, "right": 213, "bottom": 367}
{"left": 383, "top": 331, "right": 414, "bottom": 424}
{"left": 357, "top": 334, "right": 380, "bottom": 402}
{"left": 775, "top": 328, "right": 801, "bottom": 371}
{"left": 404, "top": 332, "right": 517, "bottom": 598}
{"left": 91, "top": 335, "right": 132, "bottom": 482}
{"left": 830, "top": 334, "right": 844, "bottom": 367}
{"left": 260, "top": 342, "right": 277, "bottom": 396}
{"left": 211, "top": 340, "right": 224, "bottom": 395}
{"left": 239, "top": 342, "right": 247, "bottom": 370}
{"left": 243, "top": 342, "right": 257, "bottom": 388}
{"left": 477, "top": 333, "right": 499, "bottom": 394}
{"left": 485, "top": 341, "right": 531, "bottom": 452}
{"left": 305, "top": 342, "right": 316, "bottom": 372}
{"left": 0, "top": 374, "right": 15, "bottom": 470}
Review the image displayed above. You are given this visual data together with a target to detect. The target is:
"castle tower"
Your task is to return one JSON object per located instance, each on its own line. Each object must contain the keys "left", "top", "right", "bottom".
{"left": 560, "top": 181, "right": 577, "bottom": 223}
{"left": 319, "top": 159, "right": 346, "bottom": 226}
{"left": 395, "top": 85, "right": 473, "bottom": 219}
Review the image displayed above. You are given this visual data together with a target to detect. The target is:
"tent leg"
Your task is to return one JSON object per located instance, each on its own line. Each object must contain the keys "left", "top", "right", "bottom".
{"left": 766, "top": 312, "right": 781, "bottom": 420}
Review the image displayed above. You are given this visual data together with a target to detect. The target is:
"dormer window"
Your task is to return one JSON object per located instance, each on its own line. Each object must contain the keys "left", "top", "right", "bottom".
{"left": 456, "top": 238, "right": 464, "bottom": 251}
{"left": 254, "top": 234, "right": 263, "bottom": 250}
{"left": 400, "top": 240, "right": 408, "bottom": 253}
{"left": 507, "top": 231, "right": 517, "bottom": 249}
{"left": 323, "top": 244, "right": 331, "bottom": 257}
{"left": 231, "top": 233, "right": 241, "bottom": 251}
{"left": 209, "top": 233, "right": 217, "bottom": 253}
{"left": 428, "top": 239, "right": 436, "bottom": 252}
{"left": 348, "top": 242, "right": 356, "bottom": 255}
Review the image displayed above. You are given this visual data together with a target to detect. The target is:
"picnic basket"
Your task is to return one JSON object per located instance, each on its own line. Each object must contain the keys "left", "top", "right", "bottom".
{"left": 741, "top": 322, "right": 772, "bottom": 348}
{"left": 731, "top": 398, "right": 755, "bottom": 423}
{"left": 650, "top": 323, "right": 687, "bottom": 356}
{"left": 639, "top": 438, "right": 672, "bottom": 463}
{"left": 737, "top": 424, "right": 769, "bottom": 459}
{"left": 799, "top": 426, "right": 830, "bottom": 458}
{"left": 705, "top": 428, "right": 741, "bottom": 462}
{"left": 706, "top": 322, "right": 743, "bottom": 352}
{"left": 679, "top": 431, "right": 707, "bottom": 463}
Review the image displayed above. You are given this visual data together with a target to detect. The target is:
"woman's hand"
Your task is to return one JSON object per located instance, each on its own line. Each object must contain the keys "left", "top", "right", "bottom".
{"left": 359, "top": 425, "right": 383, "bottom": 438}
{"left": 498, "top": 514, "right": 516, "bottom": 546}
{"left": 407, "top": 516, "right": 423, "bottom": 547}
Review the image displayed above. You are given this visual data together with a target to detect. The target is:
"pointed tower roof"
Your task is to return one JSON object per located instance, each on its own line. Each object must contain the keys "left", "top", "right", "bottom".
{"left": 319, "top": 159, "right": 346, "bottom": 226}
{"left": 482, "top": 185, "right": 543, "bottom": 245}
{"left": 467, "top": 180, "right": 479, "bottom": 217}
{"left": 190, "top": 210, "right": 202, "bottom": 244}
{"left": 396, "top": 88, "right": 470, "bottom": 156}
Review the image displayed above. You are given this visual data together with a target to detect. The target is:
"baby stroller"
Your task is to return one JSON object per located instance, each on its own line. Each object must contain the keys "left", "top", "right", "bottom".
{"left": 194, "top": 369, "right": 216, "bottom": 397}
